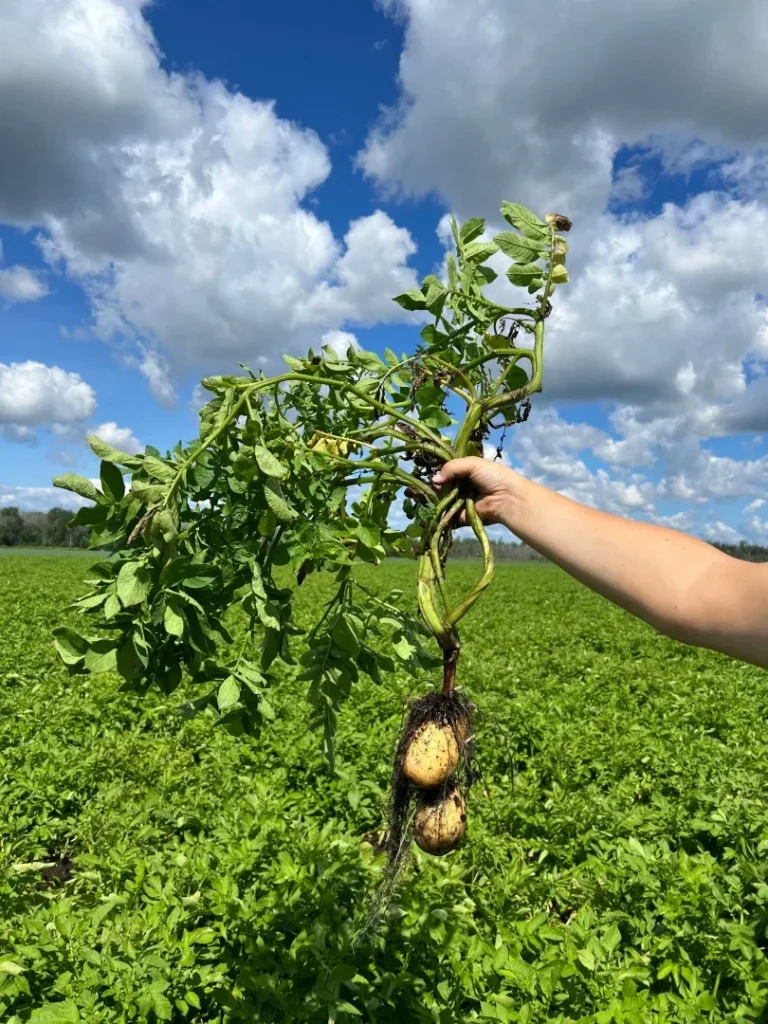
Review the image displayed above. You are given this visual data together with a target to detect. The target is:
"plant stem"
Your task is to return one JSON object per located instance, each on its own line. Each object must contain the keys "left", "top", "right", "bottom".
{"left": 443, "top": 646, "right": 460, "bottom": 695}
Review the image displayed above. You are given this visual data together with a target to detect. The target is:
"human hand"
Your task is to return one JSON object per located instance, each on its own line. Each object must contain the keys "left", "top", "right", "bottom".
{"left": 432, "top": 456, "right": 521, "bottom": 525}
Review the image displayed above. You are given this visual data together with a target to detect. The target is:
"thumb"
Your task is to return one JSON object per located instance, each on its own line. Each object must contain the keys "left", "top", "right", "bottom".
{"left": 432, "top": 456, "right": 484, "bottom": 487}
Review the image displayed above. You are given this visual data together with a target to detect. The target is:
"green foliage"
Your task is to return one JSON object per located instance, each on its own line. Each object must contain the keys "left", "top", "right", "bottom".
{"left": 52, "top": 200, "right": 572, "bottom": 744}
{"left": 5, "top": 556, "right": 768, "bottom": 1020}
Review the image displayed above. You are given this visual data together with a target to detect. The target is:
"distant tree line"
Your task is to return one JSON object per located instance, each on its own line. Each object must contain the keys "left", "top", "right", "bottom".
{"left": 445, "top": 537, "right": 548, "bottom": 561}
{"left": 0, "top": 507, "right": 90, "bottom": 548}
{"left": 447, "top": 537, "right": 768, "bottom": 563}
{"left": 712, "top": 541, "right": 768, "bottom": 563}
{"left": 4, "top": 505, "right": 768, "bottom": 562}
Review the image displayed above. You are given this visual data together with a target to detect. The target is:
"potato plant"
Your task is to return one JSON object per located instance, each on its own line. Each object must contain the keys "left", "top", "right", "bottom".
{"left": 53, "top": 200, "right": 571, "bottom": 852}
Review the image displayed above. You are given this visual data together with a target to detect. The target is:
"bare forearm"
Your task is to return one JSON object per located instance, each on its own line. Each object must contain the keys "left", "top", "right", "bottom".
{"left": 501, "top": 475, "right": 765, "bottom": 661}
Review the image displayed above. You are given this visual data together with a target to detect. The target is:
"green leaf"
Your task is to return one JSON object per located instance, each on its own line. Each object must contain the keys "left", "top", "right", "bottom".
{"left": 160, "top": 557, "right": 217, "bottom": 589}
{"left": 393, "top": 635, "right": 416, "bottom": 661}
{"left": 259, "top": 697, "right": 276, "bottom": 720}
{"left": 493, "top": 231, "right": 545, "bottom": 262}
{"left": 463, "top": 240, "right": 497, "bottom": 263}
{"left": 53, "top": 627, "right": 89, "bottom": 666}
{"left": 53, "top": 474, "right": 101, "bottom": 503}
{"left": 100, "top": 460, "right": 125, "bottom": 502}
{"left": 30, "top": 1001, "right": 81, "bottom": 1024}
{"left": 263, "top": 476, "right": 297, "bottom": 522}
{"left": 104, "top": 592, "right": 121, "bottom": 619}
{"left": 393, "top": 289, "right": 428, "bottom": 311}
{"left": 88, "top": 434, "right": 142, "bottom": 468}
{"left": 497, "top": 366, "right": 529, "bottom": 393}
{"left": 384, "top": 347, "right": 399, "bottom": 365}
{"left": 187, "top": 927, "right": 218, "bottom": 945}
{"left": 282, "top": 354, "right": 305, "bottom": 371}
{"left": 84, "top": 639, "right": 119, "bottom": 674}
{"left": 67, "top": 504, "right": 107, "bottom": 528}
{"left": 500, "top": 201, "right": 547, "bottom": 238}
{"left": 141, "top": 456, "right": 175, "bottom": 482}
{"left": 164, "top": 601, "right": 185, "bottom": 638}
{"left": 332, "top": 614, "right": 361, "bottom": 657}
{"left": 116, "top": 638, "right": 143, "bottom": 680}
{"left": 577, "top": 948, "right": 596, "bottom": 971}
{"left": 485, "top": 334, "right": 512, "bottom": 352}
{"left": 151, "top": 990, "right": 173, "bottom": 1021}
{"left": 251, "top": 561, "right": 267, "bottom": 600}
{"left": 152, "top": 509, "right": 178, "bottom": 544}
{"left": 506, "top": 262, "right": 545, "bottom": 287}
{"left": 218, "top": 675, "right": 241, "bottom": 710}
{"left": 459, "top": 217, "right": 485, "bottom": 244}
{"left": 0, "top": 960, "right": 24, "bottom": 975}
{"left": 255, "top": 598, "right": 281, "bottom": 630}
{"left": 355, "top": 520, "right": 380, "bottom": 548}
{"left": 253, "top": 443, "right": 288, "bottom": 480}
{"left": 421, "top": 406, "right": 452, "bottom": 429}
{"left": 117, "top": 561, "right": 152, "bottom": 607}
{"left": 130, "top": 481, "right": 166, "bottom": 506}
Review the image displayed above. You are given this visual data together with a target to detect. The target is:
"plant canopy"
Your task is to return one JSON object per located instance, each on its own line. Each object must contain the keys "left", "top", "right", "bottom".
{"left": 53, "top": 201, "right": 572, "bottom": 765}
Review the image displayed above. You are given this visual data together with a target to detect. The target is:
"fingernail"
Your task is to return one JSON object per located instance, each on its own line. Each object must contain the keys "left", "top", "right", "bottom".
{"left": 432, "top": 473, "right": 443, "bottom": 484}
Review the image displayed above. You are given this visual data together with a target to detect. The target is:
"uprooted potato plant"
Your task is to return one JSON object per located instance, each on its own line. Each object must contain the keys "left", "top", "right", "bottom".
{"left": 53, "top": 201, "right": 572, "bottom": 863}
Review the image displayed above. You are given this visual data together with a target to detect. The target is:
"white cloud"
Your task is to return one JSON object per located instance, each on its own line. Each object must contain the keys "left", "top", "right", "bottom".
{"left": 0, "top": 240, "right": 48, "bottom": 302}
{"left": 702, "top": 521, "right": 744, "bottom": 544}
{"left": 610, "top": 166, "right": 649, "bottom": 205}
{"left": 745, "top": 498, "right": 766, "bottom": 513}
{"left": 0, "top": 484, "right": 88, "bottom": 512}
{"left": 0, "top": 265, "right": 48, "bottom": 303}
{"left": 361, "top": 0, "right": 768, "bottom": 496}
{"left": 746, "top": 515, "right": 768, "bottom": 542}
{"left": 361, "top": 0, "right": 768, "bottom": 223}
{"left": 91, "top": 420, "right": 142, "bottom": 455}
{"left": 0, "top": 361, "right": 96, "bottom": 429}
{"left": 0, "top": 0, "right": 420, "bottom": 396}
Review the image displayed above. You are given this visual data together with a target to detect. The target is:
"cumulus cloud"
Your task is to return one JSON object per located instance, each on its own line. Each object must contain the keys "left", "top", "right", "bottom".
{"left": 0, "top": 484, "right": 89, "bottom": 512}
{"left": 91, "top": 421, "right": 143, "bottom": 455}
{"left": 702, "top": 521, "right": 744, "bottom": 544}
{"left": 0, "top": 361, "right": 96, "bottom": 430}
{"left": 0, "top": 0, "right": 420, "bottom": 394}
{"left": 361, "top": 0, "right": 768, "bottom": 222}
{"left": 361, "top": 0, "right": 768, "bottom": 502}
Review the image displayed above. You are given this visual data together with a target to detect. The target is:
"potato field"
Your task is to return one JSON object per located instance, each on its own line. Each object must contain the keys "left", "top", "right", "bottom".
{"left": 3, "top": 554, "right": 768, "bottom": 1023}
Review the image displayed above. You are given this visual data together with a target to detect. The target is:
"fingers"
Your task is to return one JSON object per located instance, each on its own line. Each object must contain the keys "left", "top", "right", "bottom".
{"left": 432, "top": 456, "right": 484, "bottom": 488}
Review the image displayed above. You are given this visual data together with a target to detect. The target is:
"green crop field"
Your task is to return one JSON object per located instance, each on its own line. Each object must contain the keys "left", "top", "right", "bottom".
{"left": 3, "top": 556, "right": 768, "bottom": 1022}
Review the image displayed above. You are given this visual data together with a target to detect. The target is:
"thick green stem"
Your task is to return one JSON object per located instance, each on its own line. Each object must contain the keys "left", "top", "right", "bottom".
{"left": 447, "top": 500, "right": 495, "bottom": 626}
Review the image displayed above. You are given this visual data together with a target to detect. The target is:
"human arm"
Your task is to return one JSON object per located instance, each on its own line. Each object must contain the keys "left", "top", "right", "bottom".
{"left": 434, "top": 457, "right": 768, "bottom": 669}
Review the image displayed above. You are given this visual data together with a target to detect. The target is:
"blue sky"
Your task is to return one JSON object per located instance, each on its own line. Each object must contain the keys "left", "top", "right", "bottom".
{"left": 3, "top": 0, "right": 768, "bottom": 545}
